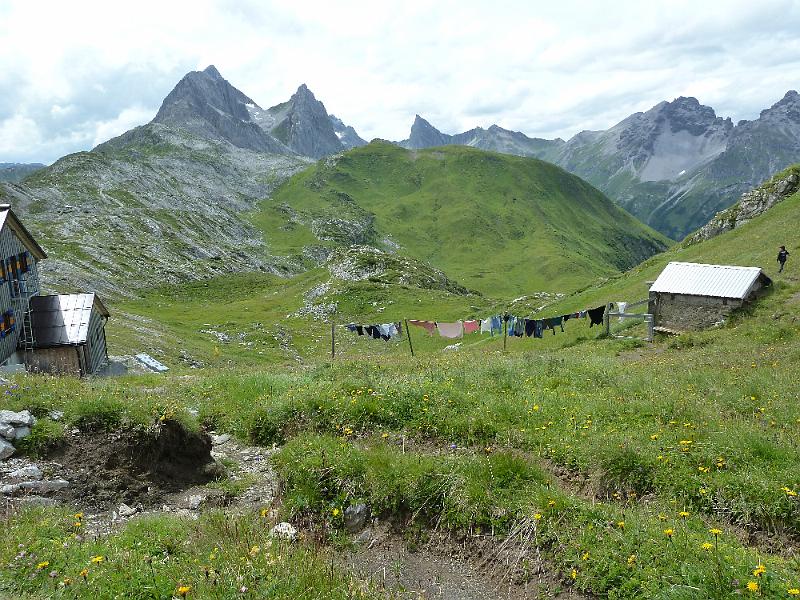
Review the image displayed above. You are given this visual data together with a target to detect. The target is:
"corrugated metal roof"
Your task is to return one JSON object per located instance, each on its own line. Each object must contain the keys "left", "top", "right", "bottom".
{"left": 649, "top": 262, "right": 766, "bottom": 299}
{"left": 30, "top": 293, "right": 102, "bottom": 347}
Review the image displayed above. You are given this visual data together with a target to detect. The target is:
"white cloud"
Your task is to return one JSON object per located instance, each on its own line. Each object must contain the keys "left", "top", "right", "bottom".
{"left": 1, "top": 0, "right": 800, "bottom": 162}
{"left": 91, "top": 106, "right": 157, "bottom": 148}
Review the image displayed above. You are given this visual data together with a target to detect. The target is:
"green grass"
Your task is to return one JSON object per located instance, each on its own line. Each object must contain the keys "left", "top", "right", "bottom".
{"left": 5, "top": 163, "right": 800, "bottom": 597}
{"left": 254, "top": 142, "right": 670, "bottom": 297}
{"left": 0, "top": 509, "right": 382, "bottom": 599}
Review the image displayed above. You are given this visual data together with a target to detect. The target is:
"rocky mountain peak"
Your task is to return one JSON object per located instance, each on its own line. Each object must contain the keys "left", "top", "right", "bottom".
{"left": 406, "top": 115, "right": 450, "bottom": 149}
{"left": 151, "top": 66, "right": 288, "bottom": 154}
{"left": 202, "top": 64, "right": 222, "bottom": 79}
{"left": 759, "top": 89, "right": 800, "bottom": 123}
{"left": 264, "top": 83, "right": 345, "bottom": 158}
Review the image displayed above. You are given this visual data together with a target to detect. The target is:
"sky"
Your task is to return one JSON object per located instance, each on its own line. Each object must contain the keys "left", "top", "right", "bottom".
{"left": 2, "top": 0, "right": 800, "bottom": 164}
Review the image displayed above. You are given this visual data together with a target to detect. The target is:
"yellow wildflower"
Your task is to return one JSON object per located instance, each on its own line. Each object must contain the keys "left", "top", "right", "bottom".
{"left": 709, "top": 528, "right": 722, "bottom": 536}
{"left": 570, "top": 568, "right": 577, "bottom": 580}
{"left": 79, "top": 568, "right": 88, "bottom": 579}
{"left": 73, "top": 512, "right": 83, "bottom": 520}
{"left": 664, "top": 528, "right": 674, "bottom": 538}
{"left": 746, "top": 581, "right": 759, "bottom": 593}
{"left": 753, "top": 564, "right": 766, "bottom": 577}
{"left": 332, "top": 507, "right": 341, "bottom": 517}
{"left": 627, "top": 554, "right": 636, "bottom": 565}
{"left": 548, "top": 499, "right": 556, "bottom": 507}
{"left": 679, "top": 511, "right": 689, "bottom": 518}
{"left": 788, "top": 589, "right": 800, "bottom": 596}
{"left": 533, "top": 513, "right": 542, "bottom": 521}
{"left": 249, "top": 545, "right": 260, "bottom": 556}
{"left": 90, "top": 555, "right": 104, "bottom": 564}
{"left": 617, "top": 521, "right": 625, "bottom": 529}
{"left": 701, "top": 542, "right": 714, "bottom": 551}
{"left": 36, "top": 561, "right": 50, "bottom": 570}
{"left": 177, "top": 585, "right": 192, "bottom": 597}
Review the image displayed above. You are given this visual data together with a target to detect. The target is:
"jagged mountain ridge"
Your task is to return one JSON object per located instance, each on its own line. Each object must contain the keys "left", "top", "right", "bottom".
{"left": 399, "top": 92, "right": 800, "bottom": 240}
{"left": 152, "top": 66, "right": 364, "bottom": 158}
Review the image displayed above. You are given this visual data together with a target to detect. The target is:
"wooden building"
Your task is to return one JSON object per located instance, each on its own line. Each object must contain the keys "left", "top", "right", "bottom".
{"left": 27, "top": 293, "right": 110, "bottom": 377}
{"left": 648, "top": 262, "right": 771, "bottom": 332}
{"left": 0, "top": 204, "right": 47, "bottom": 366}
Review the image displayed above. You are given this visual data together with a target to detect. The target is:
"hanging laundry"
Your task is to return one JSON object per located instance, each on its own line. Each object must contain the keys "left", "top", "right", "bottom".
{"left": 578, "top": 310, "right": 587, "bottom": 318}
{"left": 437, "top": 321, "right": 464, "bottom": 338}
{"left": 480, "top": 315, "right": 502, "bottom": 336}
{"left": 507, "top": 316, "right": 524, "bottom": 337}
{"left": 543, "top": 316, "right": 564, "bottom": 335}
{"left": 463, "top": 320, "right": 479, "bottom": 334}
{"left": 617, "top": 302, "right": 627, "bottom": 322}
{"left": 408, "top": 319, "right": 437, "bottom": 335}
{"left": 346, "top": 323, "right": 362, "bottom": 335}
{"left": 534, "top": 319, "right": 544, "bottom": 338}
{"left": 588, "top": 305, "right": 606, "bottom": 327}
{"left": 524, "top": 319, "right": 536, "bottom": 337}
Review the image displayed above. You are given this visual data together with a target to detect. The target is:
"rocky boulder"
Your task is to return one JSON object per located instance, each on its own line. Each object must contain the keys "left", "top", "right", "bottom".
{"left": 686, "top": 168, "right": 800, "bottom": 244}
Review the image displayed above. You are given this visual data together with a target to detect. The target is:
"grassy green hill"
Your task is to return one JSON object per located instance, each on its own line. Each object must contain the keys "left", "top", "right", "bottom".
{"left": 253, "top": 142, "right": 669, "bottom": 297}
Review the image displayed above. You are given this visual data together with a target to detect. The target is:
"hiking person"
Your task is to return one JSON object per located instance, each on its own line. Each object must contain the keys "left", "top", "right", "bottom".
{"left": 778, "top": 245, "right": 790, "bottom": 272}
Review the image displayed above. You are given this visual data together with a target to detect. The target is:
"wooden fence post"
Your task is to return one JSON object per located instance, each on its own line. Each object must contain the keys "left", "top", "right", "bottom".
{"left": 503, "top": 314, "right": 508, "bottom": 351}
{"left": 331, "top": 321, "right": 335, "bottom": 359}
{"left": 604, "top": 303, "right": 611, "bottom": 337}
{"left": 404, "top": 319, "right": 415, "bottom": 357}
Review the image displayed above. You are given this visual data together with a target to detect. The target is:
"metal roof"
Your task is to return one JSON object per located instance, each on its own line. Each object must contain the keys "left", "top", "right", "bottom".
{"left": 649, "top": 261, "right": 768, "bottom": 299}
{"left": 29, "top": 293, "right": 108, "bottom": 347}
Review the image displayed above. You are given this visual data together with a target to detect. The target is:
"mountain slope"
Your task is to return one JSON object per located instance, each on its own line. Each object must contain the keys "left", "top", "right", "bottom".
{"left": 1, "top": 124, "right": 310, "bottom": 297}
{"left": 400, "top": 92, "right": 800, "bottom": 240}
{"left": 255, "top": 142, "right": 669, "bottom": 297}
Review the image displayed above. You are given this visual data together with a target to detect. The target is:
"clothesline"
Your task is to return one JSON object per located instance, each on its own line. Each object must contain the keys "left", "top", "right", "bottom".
{"left": 344, "top": 304, "right": 609, "bottom": 343}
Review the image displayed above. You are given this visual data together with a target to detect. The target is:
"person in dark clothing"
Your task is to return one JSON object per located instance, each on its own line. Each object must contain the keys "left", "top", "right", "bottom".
{"left": 778, "top": 246, "right": 790, "bottom": 273}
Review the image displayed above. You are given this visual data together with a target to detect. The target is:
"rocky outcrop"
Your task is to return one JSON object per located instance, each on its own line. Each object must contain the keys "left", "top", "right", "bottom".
{"left": 0, "top": 410, "right": 37, "bottom": 460}
{"left": 326, "top": 246, "right": 470, "bottom": 295}
{"left": 686, "top": 167, "right": 800, "bottom": 244}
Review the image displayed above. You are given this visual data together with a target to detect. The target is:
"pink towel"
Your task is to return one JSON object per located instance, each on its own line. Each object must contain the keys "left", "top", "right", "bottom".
{"left": 408, "top": 319, "right": 437, "bottom": 335}
{"left": 463, "top": 320, "right": 479, "bottom": 334}
{"left": 436, "top": 321, "right": 463, "bottom": 339}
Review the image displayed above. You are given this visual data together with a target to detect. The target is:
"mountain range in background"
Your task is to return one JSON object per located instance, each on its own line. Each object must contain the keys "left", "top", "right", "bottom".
{"left": 400, "top": 92, "right": 800, "bottom": 239}
{"left": 0, "top": 64, "right": 797, "bottom": 298}
{"left": 0, "top": 163, "right": 45, "bottom": 183}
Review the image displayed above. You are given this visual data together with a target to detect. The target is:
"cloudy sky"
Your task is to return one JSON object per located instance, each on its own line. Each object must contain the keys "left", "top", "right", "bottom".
{"left": 2, "top": 0, "right": 800, "bottom": 164}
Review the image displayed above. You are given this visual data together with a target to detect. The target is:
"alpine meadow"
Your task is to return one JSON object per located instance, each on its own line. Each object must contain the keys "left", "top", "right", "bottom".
{"left": 2, "top": 4, "right": 800, "bottom": 599}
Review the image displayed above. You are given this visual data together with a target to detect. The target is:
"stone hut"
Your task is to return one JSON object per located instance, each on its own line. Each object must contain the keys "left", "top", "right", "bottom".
{"left": 648, "top": 261, "right": 771, "bottom": 332}
{"left": 26, "top": 293, "right": 110, "bottom": 377}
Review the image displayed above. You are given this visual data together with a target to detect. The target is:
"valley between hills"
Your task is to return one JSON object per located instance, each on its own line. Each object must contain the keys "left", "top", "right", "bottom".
{"left": 1, "top": 65, "right": 800, "bottom": 599}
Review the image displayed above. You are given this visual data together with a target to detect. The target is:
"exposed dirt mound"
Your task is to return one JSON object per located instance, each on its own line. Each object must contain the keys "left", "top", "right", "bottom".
{"left": 50, "top": 420, "right": 223, "bottom": 509}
